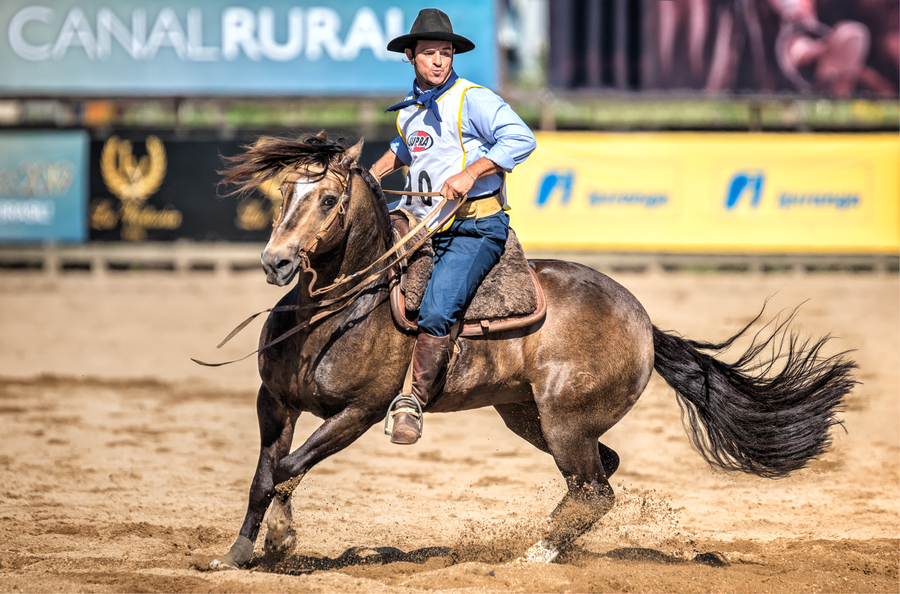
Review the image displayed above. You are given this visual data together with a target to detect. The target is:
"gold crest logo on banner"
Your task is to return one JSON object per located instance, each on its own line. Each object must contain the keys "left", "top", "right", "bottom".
{"left": 91, "top": 135, "right": 182, "bottom": 241}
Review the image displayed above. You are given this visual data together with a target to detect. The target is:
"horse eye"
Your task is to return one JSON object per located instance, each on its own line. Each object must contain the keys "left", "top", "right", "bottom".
{"left": 322, "top": 195, "right": 337, "bottom": 207}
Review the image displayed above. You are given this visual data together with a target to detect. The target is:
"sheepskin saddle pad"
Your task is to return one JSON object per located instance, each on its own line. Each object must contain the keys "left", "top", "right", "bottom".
{"left": 389, "top": 209, "right": 542, "bottom": 329}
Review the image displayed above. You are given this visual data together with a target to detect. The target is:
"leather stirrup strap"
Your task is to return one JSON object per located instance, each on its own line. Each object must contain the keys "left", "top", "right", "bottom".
{"left": 401, "top": 350, "right": 415, "bottom": 398}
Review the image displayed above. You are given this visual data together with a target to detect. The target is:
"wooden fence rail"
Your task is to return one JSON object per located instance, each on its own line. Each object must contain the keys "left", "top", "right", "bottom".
{"left": 0, "top": 243, "right": 896, "bottom": 277}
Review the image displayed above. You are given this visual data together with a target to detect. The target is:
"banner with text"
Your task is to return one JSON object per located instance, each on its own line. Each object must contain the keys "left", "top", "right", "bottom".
{"left": 507, "top": 133, "right": 899, "bottom": 254}
{"left": 0, "top": 131, "right": 89, "bottom": 243}
{"left": 0, "top": 1, "right": 495, "bottom": 95}
{"left": 88, "top": 134, "right": 390, "bottom": 242}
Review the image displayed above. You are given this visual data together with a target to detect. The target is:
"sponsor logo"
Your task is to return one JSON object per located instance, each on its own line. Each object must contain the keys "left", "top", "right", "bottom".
{"left": 0, "top": 160, "right": 76, "bottom": 199}
{"left": 536, "top": 171, "right": 668, "bottom": 208}
{"left": 725, "top": 171, "right": 764, "bottom": 209}
{"left": 0, "top": 200, "right": 54, "bottom": 225}
{"left": 92, "top": 135, "right": 182, "bottom": 241}
{"left": 0, "top": 159, "right": 74, "bottom": 225}
{"left": 590, "top": 192, "right": 668, "bottom": 208}
{"left": 536, "top": 171, "right": 574, "bottom": 207}
{"left": 778, "top": 193, "right": 860, "bottom": 210}
{"left": 724, "top": 171, "right": 861, "bottom": 211}
{"left": 407, "top": 131, "right": 433, "bottom": 152}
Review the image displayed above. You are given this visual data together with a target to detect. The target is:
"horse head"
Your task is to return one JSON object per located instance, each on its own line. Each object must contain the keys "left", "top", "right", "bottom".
{"left": 262, "top": 139, "right": 364, "bottom": 287}
{"left": 222, "top": 132, "right": 375, "bottom": 288}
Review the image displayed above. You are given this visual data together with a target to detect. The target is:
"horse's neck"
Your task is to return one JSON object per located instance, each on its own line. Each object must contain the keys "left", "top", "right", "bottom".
{"left": 299, "top": 171, "right": 392, "bottom": 304}
{"left": 343, "top": 177, "right": 392, "bottom": 275}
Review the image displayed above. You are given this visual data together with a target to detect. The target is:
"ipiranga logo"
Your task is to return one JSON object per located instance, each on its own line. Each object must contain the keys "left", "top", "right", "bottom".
{"left": 724, "top": 171, "right": 861, "bottom": 211}
{"left": 725, "top": 172, "right": 764, "bottom": 209}
{"left": 535, "top": 171, "right": 668, "bottom": 209}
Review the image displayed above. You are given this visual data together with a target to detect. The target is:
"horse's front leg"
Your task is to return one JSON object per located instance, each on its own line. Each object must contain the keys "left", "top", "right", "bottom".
{"left": 210, "top": 385, "right": 297, "bottom": 570}
{"left": 264, "top": 404, "right": 380, "bottom": 558}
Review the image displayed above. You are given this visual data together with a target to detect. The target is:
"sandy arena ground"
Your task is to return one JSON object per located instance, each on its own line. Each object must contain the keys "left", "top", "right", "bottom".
{"left": 0, "top": 263, "right": 896, "bottom": 593}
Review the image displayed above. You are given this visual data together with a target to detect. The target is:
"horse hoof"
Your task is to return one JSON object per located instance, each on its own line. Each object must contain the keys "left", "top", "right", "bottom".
{"left": 516, "top": 540, "right": 560, "bottom": 563}
{"left": 208, "top": 557, "right": 239, "bottom": 571}
{"left": 209, "top": 535, "right": 254, "bottom": 570}
{"left": 264, "top": 497, "right": 295, "bottom": 556}
{"left": 264, "top": 529, "right": 295, "bottom": 556}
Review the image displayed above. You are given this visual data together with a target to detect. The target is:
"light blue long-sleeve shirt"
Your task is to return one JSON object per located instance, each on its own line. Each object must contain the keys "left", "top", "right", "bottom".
{"left": 389, "top": 79, "right": 537, "bottom": 199}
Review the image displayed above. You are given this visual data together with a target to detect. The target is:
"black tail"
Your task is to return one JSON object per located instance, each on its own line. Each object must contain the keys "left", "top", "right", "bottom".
{"left": 652, "top": 309, "right": 857, "bottom": 479}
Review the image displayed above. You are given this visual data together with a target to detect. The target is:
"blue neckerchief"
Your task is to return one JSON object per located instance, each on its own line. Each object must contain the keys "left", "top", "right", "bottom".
{"left": 384, "top": 70, "right": 459, "bottom": 123}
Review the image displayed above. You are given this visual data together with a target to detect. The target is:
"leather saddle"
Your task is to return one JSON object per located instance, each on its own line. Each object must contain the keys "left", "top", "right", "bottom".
{"left": 389, "top": 209, "right": 547, "bottom": 338}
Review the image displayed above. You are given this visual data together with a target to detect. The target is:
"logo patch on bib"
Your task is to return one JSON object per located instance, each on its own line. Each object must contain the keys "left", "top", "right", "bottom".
{"left": 407, "top": 131, "right": 434, "bottom": 152}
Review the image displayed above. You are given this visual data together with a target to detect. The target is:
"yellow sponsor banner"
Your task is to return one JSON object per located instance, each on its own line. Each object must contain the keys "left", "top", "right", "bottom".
{"left": 506, "top": 133, "right": 899, "bottom": 253}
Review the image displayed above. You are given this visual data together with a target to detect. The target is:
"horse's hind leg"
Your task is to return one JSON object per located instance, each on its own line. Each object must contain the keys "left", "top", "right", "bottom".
{"left": 210, "top": 385, "right": 297, "bottom": 570}
{"left": 519, "top": 415, "right": 616, "bottom": 563}
{"left": 494, "top": 402, "right": 620, "bottom": 477}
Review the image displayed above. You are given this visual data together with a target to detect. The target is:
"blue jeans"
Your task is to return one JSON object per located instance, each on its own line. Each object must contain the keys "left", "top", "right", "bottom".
{"left": 418, "top": 212, "right": 510, "bottom": 336}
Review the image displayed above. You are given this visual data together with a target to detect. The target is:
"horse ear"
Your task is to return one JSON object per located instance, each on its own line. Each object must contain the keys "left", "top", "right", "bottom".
{"left": 314, "top": 129, "right": 327, "bottom": 141}
{"left": 341, "top": 137, "right": 364, "bottom": 168}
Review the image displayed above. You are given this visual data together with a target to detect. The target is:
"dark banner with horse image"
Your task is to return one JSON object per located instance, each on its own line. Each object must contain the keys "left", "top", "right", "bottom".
{"left": 643, "top": 0, "right": 899, "bottom": 97}
{"left": 549, "top": 0, "right": 898, "bottom": 96}
{"left": 88, "top": 133, "right": 392, "bottom": 242}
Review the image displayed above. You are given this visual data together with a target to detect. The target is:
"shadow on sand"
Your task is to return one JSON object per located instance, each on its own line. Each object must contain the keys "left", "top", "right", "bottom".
{"left": 248, "top": 544, "right": 730, "bottom": 575}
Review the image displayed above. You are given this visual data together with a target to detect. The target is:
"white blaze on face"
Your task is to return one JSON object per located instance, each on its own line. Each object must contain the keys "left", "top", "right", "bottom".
{"left": 273, "top": 179, "right": 318, "bottom": 239}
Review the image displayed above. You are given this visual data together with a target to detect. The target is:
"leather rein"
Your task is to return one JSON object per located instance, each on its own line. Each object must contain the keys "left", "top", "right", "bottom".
{"left": 192, "top": 167, "right": 468, "bottom": 367}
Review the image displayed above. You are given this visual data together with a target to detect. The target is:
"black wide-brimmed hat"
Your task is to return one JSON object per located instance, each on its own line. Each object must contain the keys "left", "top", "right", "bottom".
{"left": 387, "top": 8, "right": 475, "bottom": 54}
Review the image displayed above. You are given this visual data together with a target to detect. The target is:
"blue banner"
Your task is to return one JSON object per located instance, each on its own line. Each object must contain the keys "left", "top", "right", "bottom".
{"left": 0, "top": 1, "right": 496, "bottom": 95}
{"left": 0, "top": 131, "right": 89, "bottom": 243}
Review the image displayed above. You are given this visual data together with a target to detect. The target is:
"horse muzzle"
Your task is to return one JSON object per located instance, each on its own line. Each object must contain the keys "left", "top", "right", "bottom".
{"left": 261, "top": 247, "right": 301, "bottom": 287}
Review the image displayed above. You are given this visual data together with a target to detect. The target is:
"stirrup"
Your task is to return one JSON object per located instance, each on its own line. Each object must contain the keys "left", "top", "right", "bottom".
{"left": 384, "top": 394, "right": 423, "bottom": 437}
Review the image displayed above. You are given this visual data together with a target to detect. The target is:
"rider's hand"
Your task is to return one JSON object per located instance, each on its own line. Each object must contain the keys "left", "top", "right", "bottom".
{"left": 368, "top": 167, "right": 382, "bottom": 184}
{"left": 441, "top": 169, "right": 475, "bottom": 201}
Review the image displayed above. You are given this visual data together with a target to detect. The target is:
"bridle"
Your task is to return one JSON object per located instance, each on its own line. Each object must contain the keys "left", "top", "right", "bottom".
{"left": 193, "top": 162, "right": 469, "bottom": 367}
{"left": 284, "top": 167, "right": 353, "bottom": 297}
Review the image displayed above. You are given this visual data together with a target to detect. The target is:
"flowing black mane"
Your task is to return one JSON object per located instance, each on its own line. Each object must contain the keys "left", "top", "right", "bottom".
{"left": 220, "top": 132, "right": 352, "bottom": 196}
{"left": 220, "top": 131, "right": 392, "bottom": 250}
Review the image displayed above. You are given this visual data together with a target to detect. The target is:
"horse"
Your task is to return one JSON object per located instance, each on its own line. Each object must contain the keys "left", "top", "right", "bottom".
{"left": 206, "top": 132, "right": 855, "bottom": 569}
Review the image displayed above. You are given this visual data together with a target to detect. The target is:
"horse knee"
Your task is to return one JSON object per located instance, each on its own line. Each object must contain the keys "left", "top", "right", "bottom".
{"left": 272, "top": 467, "right": 305, "bottom": 500}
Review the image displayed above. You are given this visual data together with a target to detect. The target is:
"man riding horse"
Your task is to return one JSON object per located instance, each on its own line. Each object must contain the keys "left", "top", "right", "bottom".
{"left": 369, "top": 8, "right": 537, "bottom": 445}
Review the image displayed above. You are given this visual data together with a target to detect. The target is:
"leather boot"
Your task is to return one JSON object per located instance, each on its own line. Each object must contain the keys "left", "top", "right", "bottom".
{"left": 390, "top": 332, "right": 452, "bottom": 445}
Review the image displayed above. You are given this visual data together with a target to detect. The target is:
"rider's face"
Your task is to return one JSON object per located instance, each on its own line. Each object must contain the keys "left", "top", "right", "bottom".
{"left": 406, "top": 40, "right": 454, "bottom": 90}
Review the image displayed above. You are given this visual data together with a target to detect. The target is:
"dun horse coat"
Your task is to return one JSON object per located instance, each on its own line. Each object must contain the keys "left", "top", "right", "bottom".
{"left": 207, "top": 133, "right": 855, "bottom": 569}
